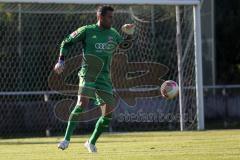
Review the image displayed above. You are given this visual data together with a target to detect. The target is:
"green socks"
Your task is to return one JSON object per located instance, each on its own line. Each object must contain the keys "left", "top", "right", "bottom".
{"left": 89, "top": 116, "right": 111, "bottom": 145}
{"left": 64, "top": 105, "right": 111, "bottom": 145}
{"left": 64, "top": 105, "right": 84, "bottom": 141}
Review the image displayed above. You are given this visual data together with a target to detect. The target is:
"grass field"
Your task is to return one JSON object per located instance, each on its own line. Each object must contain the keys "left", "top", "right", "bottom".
{"left": 0, "top": 130, "right": 240, "bottom": 160}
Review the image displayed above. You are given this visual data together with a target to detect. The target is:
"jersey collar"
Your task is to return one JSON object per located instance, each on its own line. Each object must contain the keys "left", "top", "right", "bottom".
{"left": 95, "top": 23, "right": 111, "bottom": 31}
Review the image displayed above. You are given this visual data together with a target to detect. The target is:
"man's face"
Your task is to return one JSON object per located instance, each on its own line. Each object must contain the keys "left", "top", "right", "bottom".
{"left": 98, "top": 11, "right": 113, "bottom": 29}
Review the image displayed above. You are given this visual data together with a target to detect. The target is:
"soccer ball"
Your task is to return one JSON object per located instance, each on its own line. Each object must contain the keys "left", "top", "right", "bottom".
{"left": 160, "top": 80, "right": 179, "bottom": 99}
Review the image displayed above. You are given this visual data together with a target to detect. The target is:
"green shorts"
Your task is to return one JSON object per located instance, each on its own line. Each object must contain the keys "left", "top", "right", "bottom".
{"left": 78, "top": 76, "right": 115, "bottom": 106}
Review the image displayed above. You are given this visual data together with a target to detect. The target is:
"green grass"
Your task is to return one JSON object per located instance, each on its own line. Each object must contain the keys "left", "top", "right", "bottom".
{"left": 0, "top": 130, "right": 240, "bottom": 160}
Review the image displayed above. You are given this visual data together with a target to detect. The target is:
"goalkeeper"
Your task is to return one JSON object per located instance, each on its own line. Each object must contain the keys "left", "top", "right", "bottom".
{"left": 54, "top": 5, "right": 135, "bottom": 153}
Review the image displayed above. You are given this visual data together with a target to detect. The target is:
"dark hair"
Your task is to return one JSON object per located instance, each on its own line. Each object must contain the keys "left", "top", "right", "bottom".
{"left": 97, "top": 5, "right": 114, "bottom": 16}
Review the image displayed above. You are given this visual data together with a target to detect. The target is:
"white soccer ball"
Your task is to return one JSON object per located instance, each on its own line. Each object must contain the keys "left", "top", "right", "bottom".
{"left": 160, "top": 80, "right": 179, "bottom": 99}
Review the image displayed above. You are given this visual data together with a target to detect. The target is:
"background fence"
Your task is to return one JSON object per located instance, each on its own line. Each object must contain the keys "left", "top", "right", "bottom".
{"left": 0, "top": 2, "right": 239, "bottom": 137}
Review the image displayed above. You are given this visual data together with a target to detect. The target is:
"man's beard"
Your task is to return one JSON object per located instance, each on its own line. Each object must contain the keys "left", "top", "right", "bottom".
{"left": 103, "top": 23, "right": 111, "bottom": 29}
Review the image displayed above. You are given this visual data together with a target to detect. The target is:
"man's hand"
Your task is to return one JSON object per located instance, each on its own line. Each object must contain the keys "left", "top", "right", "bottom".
{"left": 54, "top": 59, "right": 65, "bottom": 74}
{"left": 121, "top": 24, "right": 135, "bottom": 35}
{"left": 119, "top": 24, "right": 135, "bottom": 51}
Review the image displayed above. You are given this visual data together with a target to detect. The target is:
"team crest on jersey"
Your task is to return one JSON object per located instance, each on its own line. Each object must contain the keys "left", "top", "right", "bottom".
{"left": 70, "top": 31, "right": 78, "bottom": 38}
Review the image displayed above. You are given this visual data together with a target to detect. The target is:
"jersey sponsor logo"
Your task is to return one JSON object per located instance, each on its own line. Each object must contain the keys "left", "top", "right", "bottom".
{"left": 95, "top": 42, "right": 118, "bottom": 52}
{"left": 95, "top": 43, "right": 108, "bottom": 50}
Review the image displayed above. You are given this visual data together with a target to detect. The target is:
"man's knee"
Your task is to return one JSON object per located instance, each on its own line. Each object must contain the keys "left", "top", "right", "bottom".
{"left": 98, "top": 116, "right": 111, "bottom": 128}
{"left": 100, "top": 104, "right": 114, "bottom": 118}
{"left": 71, "top": 105, "right": 83, "bottom": 115}
{"left": 77, "top": 95, "right": 89, "bottom": 107}
{"left": 69, "top": 95, "right": 89, "bottom": 121}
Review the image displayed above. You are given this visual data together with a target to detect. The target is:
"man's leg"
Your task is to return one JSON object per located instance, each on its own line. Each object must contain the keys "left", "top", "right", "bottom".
{"left": 84, "top": 80, "right": 116, "bottom": 152}
{"left": 58, "top": 95, "right": 89, "bottom": 150}
{"left": 59, "top": 75, "right": 96, "bottom": 149}
{"left": 84, "top": 103, "right": 114, "bottom": 153}
{"left": 89, "top": 103, "right": 114, "bottom": 145}
{"left": 64, "top": 95, "right": 89, "bottom": 141}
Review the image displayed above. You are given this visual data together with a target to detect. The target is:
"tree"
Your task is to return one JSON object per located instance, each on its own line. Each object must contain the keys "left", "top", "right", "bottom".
{"left": 215, "top": 0, "right": 240, "bottom": 84}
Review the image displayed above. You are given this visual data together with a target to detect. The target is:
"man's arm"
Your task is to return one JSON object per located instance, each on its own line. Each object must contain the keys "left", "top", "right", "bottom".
{"left": 54, "top": 26, "right": 87, "bottom": 74}
{"left": 118, "top": 24, "right": 135, "bottom": 50}
{"left": 60, "top": 26, "right": 87, "bottom": 57}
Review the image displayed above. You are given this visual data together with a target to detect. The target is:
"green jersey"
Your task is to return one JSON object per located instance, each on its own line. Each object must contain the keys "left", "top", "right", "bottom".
{"left": 60, "top": 24, "right": 124, "bottom": 80}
